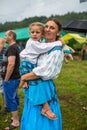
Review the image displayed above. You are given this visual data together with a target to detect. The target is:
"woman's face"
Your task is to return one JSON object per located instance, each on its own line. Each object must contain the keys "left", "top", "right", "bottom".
{"left": 44, "top": 20, "right": 60, "bottom": 42}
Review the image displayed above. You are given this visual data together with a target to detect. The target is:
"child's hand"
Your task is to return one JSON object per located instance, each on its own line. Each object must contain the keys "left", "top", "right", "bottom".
{"left": 59, "top": 37, "right": 65, "bottom": 45}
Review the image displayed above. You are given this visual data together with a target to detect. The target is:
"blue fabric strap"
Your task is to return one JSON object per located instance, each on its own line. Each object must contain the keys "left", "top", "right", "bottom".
{"left": 48, "top": 46, "right": 62, "bottom": 54}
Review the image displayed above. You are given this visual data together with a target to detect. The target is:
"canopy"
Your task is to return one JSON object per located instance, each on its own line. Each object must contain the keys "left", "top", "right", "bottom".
{"left": 0, "top": 27, "right": 66, "bottom": 41}
{"left": 63, "top": 33, "right": 87, "bottom": 44}
{"left": 63, "top": 20, "right": 87, "bottom": 33}
{"left": 15, "top": 27, "right": 30, "bottom": 40}
{"left": 0, "top": 27, "right": 30, "bottom": 40}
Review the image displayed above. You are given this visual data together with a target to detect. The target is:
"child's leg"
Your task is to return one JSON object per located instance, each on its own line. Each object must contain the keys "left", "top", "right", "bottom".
{"left": 19, "top": 60, "right": 31, "bottom": 88}
{"left": 41, "top": 102, "right": 57, "bottom": 120}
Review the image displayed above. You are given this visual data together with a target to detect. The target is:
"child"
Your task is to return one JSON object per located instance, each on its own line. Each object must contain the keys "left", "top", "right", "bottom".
{"left": 20, "top": 22, "right": 63, "bottom": 120}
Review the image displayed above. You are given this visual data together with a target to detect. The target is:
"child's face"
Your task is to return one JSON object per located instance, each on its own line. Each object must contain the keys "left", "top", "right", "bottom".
{"left": 30, "top": 25, "right": 43, "bottom": 41}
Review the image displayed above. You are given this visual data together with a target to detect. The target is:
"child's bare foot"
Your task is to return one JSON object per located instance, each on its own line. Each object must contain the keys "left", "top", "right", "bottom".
{"left": 41, "top": 108, "right": 57, "bottom": 120}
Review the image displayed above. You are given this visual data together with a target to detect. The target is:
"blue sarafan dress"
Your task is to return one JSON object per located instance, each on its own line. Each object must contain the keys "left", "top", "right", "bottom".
{"left": 20, "top": 46, "right": 64, "bottom": 130}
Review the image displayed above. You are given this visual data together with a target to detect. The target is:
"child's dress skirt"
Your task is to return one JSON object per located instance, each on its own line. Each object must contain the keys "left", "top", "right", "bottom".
{"left": 20, "top": 60, "right": 54, "bottom": 105}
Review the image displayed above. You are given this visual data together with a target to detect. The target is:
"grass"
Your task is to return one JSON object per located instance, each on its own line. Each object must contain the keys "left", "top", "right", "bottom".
{"left": 0, "top": 60, "right": 87, "bottom": 130}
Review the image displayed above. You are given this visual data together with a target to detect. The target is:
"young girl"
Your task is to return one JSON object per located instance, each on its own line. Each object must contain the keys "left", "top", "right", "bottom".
{"left": 20, "top": 22, "right": 63, "bottom": 120}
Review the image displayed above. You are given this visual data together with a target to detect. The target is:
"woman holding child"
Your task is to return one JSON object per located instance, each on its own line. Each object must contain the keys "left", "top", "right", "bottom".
{"left": 20, "top": 18, "right": 64, "bottom": 130}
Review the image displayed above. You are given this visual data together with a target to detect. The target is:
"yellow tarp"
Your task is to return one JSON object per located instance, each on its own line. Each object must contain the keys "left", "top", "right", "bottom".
{"left": 63, "top": 33, "right": 87, "bottom": 44}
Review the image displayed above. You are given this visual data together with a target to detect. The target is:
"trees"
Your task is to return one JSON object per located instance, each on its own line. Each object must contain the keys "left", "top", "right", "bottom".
{"left": 0, "top": 12, "right": 87, "bottom": 32}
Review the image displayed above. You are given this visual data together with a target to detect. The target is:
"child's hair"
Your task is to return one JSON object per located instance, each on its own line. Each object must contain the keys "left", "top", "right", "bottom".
{"left": 29, "top": 22, "right": 44, "bottom": 36}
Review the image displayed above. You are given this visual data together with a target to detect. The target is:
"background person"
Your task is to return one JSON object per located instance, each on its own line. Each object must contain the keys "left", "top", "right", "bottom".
{"left": 0, "top": 38, "right": 9, "bottom": 114}
{"left": 20, "top": 18, "right": 64, "bottom": 130}
{"left": 3, "top": 30, "right": 20, "bottom": 130}
{"left": 81, "top": 43, "right": 87, "bottom": 60}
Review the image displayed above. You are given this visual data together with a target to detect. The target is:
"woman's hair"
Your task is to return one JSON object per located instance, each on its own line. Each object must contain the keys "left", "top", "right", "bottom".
{"left": 29, "top": 22, "right": 44, "bottom": 35}
{"left": 46, "top": 18, "right": 62, "bottom": 40}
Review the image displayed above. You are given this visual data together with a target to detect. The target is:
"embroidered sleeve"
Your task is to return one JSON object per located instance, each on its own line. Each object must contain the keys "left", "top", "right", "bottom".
{"left": 33, "top": 50, "right": 64, "bottom": 80}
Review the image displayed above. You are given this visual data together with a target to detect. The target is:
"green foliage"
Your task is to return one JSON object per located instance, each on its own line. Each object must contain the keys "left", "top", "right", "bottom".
{"left": 0, "top": 12, "right": 87, "bottom": 32}
{"left": 73, "top": 43, "right": 83, "bottom": 50}
{"left": 55, "top": 61, "right": 87, "bottom": 130}
{"left": 67, "top": 39, "right": 83, "bottom": 50}
{"left": 0, "top": 61, "right": 87, "bottom": 130}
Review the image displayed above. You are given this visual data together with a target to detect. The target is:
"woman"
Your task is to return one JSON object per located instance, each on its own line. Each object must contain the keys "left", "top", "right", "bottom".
{"left": 20, "top": 18, "right": 64, "bottom": 130}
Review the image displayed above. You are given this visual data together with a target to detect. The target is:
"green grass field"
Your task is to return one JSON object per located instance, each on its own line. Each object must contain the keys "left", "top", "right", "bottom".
{"left": 0, "top": 61, "right": 87, "bottom": 130}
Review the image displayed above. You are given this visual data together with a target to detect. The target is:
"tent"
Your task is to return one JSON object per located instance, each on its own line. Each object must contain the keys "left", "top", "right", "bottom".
{"left": 62, "top": 20, "right": 87, "bottom": 33}
{"left": 0, "top": 27, "right": 66, "bottom": 41}
{"left": 63, "top": 33, "right": 87, "bottom": 44}
{"left": 15, "top": 27, "right": 30, "bottom": 40}
{"left": 0, "top": 27, "right": 30, "bottom": 40}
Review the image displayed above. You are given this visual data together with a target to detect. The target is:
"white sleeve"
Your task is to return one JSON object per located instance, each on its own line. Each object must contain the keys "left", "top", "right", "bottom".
{"left": 33, "top": 50, "right": 64, "bottom": 80}
{"left": 20, "top": 39, "right": 62, "bottom": 59}
{"left": 30, "top": 40, "right": 62, "bottom": 54}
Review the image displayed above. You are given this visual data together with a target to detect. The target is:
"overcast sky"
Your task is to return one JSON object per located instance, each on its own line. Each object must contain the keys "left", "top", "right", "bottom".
{"left": 0, "top": 0, "right": 87, "bottom": 23}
